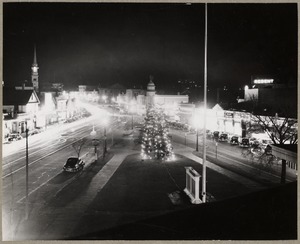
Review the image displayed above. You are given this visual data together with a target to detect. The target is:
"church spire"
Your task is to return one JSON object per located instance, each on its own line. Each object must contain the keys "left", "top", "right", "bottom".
{"left": 33, "top": 44, "right": 38, "bottom": 66}
{"left": 31, "top": 44, "right": 39, "bottom": 92}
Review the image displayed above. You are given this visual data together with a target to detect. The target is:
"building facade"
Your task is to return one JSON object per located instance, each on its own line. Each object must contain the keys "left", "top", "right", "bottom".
{"left": 117, "top": 77, "right": 189, "bottom": 115}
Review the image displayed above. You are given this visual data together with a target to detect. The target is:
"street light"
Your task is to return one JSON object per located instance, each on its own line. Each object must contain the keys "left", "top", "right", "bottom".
{"left": 103, "top": 118, "right": 108, "bottom": 158}
{"left": 196, "top": 128, "right": 199, "bottom": 151}
{"left": 202, "top": 3, "right": 208, "bottom": 203}
{"left": 25, "top": 121, "right": 29, "bottom": 220}
{"left": 215, "top": 141, "right": 218, "bottom": 159}
{"left": 131, "top": 114, "right": 134, "bottom": 130}
{"left": 90, "top": 125, "right": 99, "bottom": 161}
{"left": 192, "top": 111, "right": 202, "bottom": 152}
{"left": 90, "top": 125, "right": 96, "bottom": 137}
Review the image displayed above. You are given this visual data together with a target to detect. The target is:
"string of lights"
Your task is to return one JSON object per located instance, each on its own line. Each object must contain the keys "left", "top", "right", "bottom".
{"left": 141, "top": 106, "right": 175, "bottom": 161}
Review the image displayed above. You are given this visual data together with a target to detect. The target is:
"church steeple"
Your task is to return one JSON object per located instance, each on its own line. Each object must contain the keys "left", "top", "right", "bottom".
{"left": 33, "top": 44, "right": 38, "bottom": 66}
{"left": 31, "top": 44, "right": 39, "bottom": 92}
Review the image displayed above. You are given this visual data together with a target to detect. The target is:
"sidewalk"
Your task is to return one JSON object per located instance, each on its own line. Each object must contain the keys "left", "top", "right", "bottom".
{"left": 67, "top": 137, "right": 268, "bottom": 238}
{"left": 11, "top": 129, "right": 138, "bottom": 240}
{"left": 173, "top": 142, "right": 266, "bottom": 191}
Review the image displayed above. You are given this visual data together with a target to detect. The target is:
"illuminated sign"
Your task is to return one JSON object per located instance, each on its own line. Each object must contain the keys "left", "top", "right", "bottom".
{"left": 253, "top": 79, "right": 274, "bottom": 84}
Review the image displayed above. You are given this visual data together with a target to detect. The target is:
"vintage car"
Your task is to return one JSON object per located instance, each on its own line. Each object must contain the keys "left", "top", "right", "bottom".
{"left": 63, "top": 157, "right": 85, "bottom": 172}
{"left": 239, "top": 138, "right": 250, "bottom": 148}
{"left": 219, "top": 133, "right": 228, "bottom": 142}
{"left": 230, "top": 136, "right": 239, "bottom": 145}
{"left": 8, "top": 133, "right": 23, "bottom": 142}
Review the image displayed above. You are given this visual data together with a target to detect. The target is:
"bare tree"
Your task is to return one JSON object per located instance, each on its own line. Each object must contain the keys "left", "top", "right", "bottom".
{"left": 242, "top": 95, "right": 297, "bottom": 145}
{"left": 72, "top": 138, "right": 87, "bottom": 158}
{"left": 252, "top": 115, "right": 297, "bottom": 144}
{"left": 238, "top": 96, "right": 297, "bottom": 183}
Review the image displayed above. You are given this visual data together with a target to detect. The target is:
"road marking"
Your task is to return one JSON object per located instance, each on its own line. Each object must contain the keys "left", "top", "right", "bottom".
{"left": 3, "top": 121, "right": 93, "bottom": 166}
{"left": 2, "top": 136, "right": 87, "bottom": 179}
{"left": 3, "top": 123, "right": 96, "bottom": 172}
{"left": 17, "top": 172, "right": 59, "bottom": 203}
{"left": 16, "top": 152, "right": 90, "bottom": 204}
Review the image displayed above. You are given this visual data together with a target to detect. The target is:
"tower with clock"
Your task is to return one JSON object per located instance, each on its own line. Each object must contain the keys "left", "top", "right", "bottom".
{"left": 31, "top": 45, "right": 39, "bottom": 92}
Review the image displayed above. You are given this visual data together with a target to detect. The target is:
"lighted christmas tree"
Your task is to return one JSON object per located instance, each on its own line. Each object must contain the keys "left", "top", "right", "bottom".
{"left": 141, "top": 106, "right": 175, "bottom": 161}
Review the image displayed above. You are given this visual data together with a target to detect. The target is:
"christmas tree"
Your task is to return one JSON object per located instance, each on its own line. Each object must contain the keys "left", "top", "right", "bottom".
{"left": 141, "top": 106, "right": 175, "bottom": 161}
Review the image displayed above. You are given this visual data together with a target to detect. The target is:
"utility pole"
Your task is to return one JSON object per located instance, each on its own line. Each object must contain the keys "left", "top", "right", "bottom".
{"left": 201, "top": 3, "right": 208, "bottom": 203}
{"left": 131, "top": 114, "right": 134, "bottom": 130}
{"left": 25, "top": 121, "right": 29, "bottom": 219}
{"left": 196, "top": 128, "right": 199, "bottom": 151}
{"left": 215, "top": 141, "right": 218, "bottom": 159}
{"left": 103, "top": 127, "right": 107, "bottom": 158}
{"left": 90, "top": 125, "right": 98, "bottom": 161}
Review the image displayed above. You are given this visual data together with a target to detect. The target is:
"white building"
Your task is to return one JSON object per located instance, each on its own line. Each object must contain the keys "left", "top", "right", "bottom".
{"left": 117, "top": 77, "right": 189, "bottom": 115}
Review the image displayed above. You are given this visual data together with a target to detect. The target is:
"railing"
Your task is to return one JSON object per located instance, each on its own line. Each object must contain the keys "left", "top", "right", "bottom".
{"left": 287, "top": 160, "right": 297, "bottom": 170}
{"left": 184, "top": 167, "right": 202, "bottom": 204}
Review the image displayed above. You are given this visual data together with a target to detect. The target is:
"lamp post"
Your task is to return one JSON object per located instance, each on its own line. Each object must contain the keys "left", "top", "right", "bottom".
{"left": 201, "top": 3, "right": 208, "bottom": 203}
{"left": 102, "top": 118, "right": 108, "bottom": 158}
{"left": 111, "top": 128, "right": 114, "bottom": 146}
{"left": 196, "top": 128, "right": 199, "bottom": 151}
{"left": 131, "top": 114, "right": 134, "bottom": 130}
{"left": 193, "top": 110, "right": 201, "bottom": 152}
{"left": 215, "top": 141, "right": 218, "bottom": 159}
{"left": 103, "top": 126, "right": 107, "bottom": 158}
{"left": 25, "top": 121, "right": 29, "bottom": 220}
{"left": 90, "top": 125, "right": 98, "bottom": 161}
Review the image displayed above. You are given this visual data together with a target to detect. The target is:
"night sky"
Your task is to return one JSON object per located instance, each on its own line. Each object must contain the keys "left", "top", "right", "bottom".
{"left": 3, "top": 2, "right": 298, "bottom": 92}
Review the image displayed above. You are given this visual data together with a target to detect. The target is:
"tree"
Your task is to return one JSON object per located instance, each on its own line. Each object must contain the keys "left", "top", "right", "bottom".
{"left": 141, "top": 106, "right": 174, "bottom": 160}
{"left": 252, "top": 114, "right": 297, "bottom": 144}
{"left": 240, "top": 95, "right": 297, "bottom": 145}
{"left": 72, "top": 138, "right": 87, "bottom": 158}
{"left": 238, "top": 97, "right": 297, "bottom": 181}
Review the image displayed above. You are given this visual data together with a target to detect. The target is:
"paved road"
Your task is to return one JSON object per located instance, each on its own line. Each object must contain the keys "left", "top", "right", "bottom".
{"left": 170, "top": 129, "right": 297, "bottom": 185}
{"left": 2, "top": 104, "right": 128, "bottom": 240}
{"left": 2, "top": 103, "right": 297, "bottom": 240}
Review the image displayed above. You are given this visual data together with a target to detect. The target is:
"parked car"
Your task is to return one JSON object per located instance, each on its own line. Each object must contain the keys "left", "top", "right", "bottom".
{"left": 29, "top": 129, "right": 42, "bottom": 136}
{"left": 230, "top": 136, "right": 239, "bottom": 145}
{"left": 249, "top": 138, "right": 260, "bottom": 148}
{"left": 8, "top": 133, "right": 23, "bottom": 142}
{"left": 239, "top": 138, "right": 250, "bottom": 148}
{"left": 63, "top": 157, "right": 85, "bottom": 172}
{"left": 219, "top": 133, "right": 228, "bottom": 142}
{"left": 213, "top": 131, "right": 220, "bottom": 140}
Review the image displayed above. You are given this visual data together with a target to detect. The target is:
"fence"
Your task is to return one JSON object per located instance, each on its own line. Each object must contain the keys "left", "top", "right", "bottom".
{"left": 287, "top": 160, "right": 298, "bottom": 170}
{"left": 184, "top": 167, "right": 202, "bottom": 204}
